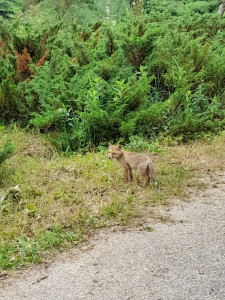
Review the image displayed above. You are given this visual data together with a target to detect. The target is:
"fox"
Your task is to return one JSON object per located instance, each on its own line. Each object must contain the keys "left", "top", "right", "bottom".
{"left": 108, "top": 143, "right": 157, "bottom": 187}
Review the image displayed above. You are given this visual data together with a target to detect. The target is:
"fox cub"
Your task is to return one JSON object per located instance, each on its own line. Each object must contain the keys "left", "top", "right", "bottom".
{"left": 108, "top": 143, "right": 157, "bottom": 187}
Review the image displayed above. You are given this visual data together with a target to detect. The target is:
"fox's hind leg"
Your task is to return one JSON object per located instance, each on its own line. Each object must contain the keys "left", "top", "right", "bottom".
{"left": 138, "top": 165, "right": 149, "bottom": 187}
{"left": 147, "top": 161, "right": 157, "bottom": 186}
{"left": 142, "top": 174, "right": 150, "bottom": 187}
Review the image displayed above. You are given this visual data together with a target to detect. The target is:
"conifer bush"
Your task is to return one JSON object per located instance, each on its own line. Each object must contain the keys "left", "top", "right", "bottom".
{"left": 0, "top": 0, "right": 225, "bottom": 151}
{"left": 0, "top": 127, "right": 14, "bottom": 165}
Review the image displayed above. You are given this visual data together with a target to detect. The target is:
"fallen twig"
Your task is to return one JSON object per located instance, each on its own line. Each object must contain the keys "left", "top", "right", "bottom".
{"left": 32, "top": 275, "right": 48, "bottom": 284}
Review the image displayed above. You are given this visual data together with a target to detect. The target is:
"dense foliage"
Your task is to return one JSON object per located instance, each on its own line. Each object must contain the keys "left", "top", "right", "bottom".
{"left": 0, "top": 0, "right": 225, "bottom": 151}
{"left": 0, "top": 127, "right": 14, "bottom": 164}
{"left": 0, "top": 0, "right": 23, "bottom": 19}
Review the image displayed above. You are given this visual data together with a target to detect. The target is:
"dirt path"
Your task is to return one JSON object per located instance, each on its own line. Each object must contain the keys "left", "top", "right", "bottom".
{"left": 1, "top": 173, "right": 225, "bottom": 300}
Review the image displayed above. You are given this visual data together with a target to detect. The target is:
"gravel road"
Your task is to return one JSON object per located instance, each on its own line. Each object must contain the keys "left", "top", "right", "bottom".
{"left": 1, "top": 174, "right": 225, "bottom": 300}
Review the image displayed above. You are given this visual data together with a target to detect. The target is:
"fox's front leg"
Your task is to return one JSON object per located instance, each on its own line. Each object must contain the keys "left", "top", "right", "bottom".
{"left": 128, "top": 167, "right": 133, "bottom": 181}
{"left": 123, "top": 166, "right": 130, "bottom": 181}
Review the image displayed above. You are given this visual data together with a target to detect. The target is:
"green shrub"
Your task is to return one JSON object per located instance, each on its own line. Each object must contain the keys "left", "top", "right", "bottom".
{"left": 0, "top": 127, "right": 14, "bottom": 165}
{"left": 0, "top": 1, "right": 225, "bottom": 151}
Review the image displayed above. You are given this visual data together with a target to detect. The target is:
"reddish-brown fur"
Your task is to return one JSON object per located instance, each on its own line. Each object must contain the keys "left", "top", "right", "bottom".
{"left": 108, "top": 143, "right": 157, "bottom": 187}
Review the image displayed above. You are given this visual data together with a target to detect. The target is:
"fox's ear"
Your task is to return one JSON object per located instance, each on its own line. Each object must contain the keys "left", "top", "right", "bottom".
{"left": 108, "top": 142, "right": 111, "bottom": 146}
{"left": 117, "top": 145, "right": 122, "bottom": 150}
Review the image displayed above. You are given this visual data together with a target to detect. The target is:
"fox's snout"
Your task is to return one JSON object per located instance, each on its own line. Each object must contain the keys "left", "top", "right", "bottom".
{"left": 108, "top": 155, "right": 113, "bottom": 159}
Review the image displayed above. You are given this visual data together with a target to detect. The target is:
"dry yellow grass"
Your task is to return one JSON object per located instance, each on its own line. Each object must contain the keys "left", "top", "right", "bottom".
{"left": 1, "top": 127, "right": 225, "bottom": 270}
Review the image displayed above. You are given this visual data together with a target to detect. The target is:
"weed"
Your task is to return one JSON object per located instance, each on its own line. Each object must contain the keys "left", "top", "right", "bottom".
{"left": 144, "top": 226, "right": 153, "bottom": 232}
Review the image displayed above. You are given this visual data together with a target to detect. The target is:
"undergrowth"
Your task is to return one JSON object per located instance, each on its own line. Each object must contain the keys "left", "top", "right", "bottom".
{"left": 1, "top": 1, "right": 225, "bottom": 151}
{"left": 1, "top": 127, "right": 225, "bottom": 271}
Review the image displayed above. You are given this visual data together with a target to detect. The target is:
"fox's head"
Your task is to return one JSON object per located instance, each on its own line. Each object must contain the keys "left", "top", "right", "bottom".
{"left": 108, "top": 143, "right": 122, "bottom": 159}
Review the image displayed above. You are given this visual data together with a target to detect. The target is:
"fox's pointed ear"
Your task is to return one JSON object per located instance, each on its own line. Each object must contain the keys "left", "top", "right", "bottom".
{"left": 108, "top": 142, "right": 111, "bottom": 146}
{"left": 117, "top": 145, "right": 122, "bottom": 150}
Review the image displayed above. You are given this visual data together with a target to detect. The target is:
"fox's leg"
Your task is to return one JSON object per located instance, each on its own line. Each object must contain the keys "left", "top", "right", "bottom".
{"left": 128, "top": 166, "right": 133, "bottom": 181}
{"left": 148, "top": 162, "right": 157, "bottom": 186}
{"left": 144, "top": 173, "right": 150, "bottom": 186}
{"left": 138, "top": 166, "right": 149, "bottom": 187}
{"left": 142, "top": 174, "right": 149, "bottom": 187}
{"left": 123, "top": 165, "right": 130, "bottom": 181}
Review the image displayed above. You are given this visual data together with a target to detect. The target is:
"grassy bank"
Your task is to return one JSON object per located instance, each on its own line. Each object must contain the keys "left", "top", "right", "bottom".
{"left": 0, "top": 127, "right": 225, "bottom": 271}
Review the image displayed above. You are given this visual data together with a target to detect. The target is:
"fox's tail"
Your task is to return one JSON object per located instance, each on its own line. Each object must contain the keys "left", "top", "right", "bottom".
{"left": 147, "top": 161, "right": 158, "bottom": 187}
